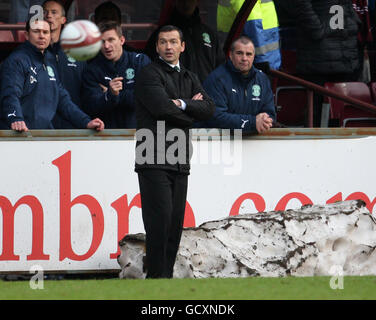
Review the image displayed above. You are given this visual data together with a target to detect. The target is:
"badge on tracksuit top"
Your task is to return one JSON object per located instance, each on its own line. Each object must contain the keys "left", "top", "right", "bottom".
{"left": 252, "top": 84, "right": 261, "bottom": 101}
{"left": 126, "top": 68, "right": 135, "bottom": 83}
{"left": 47, "top": 66, "right": 56, "bottom": 81}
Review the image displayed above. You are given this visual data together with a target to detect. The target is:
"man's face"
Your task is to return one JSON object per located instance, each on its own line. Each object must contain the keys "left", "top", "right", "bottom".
{"left": 101, "top": 29, "right": 125, "bottom": 62}
{"left": 175, "top": 0, "right": 198, "bottom": 17}
{"left": 156, "top": 30, "right": 185, "bottom": 65}
{"left": 229, "top": 41, "right": 255, "bottom": 75}
{"left": 43, "top": 1, "right": 66, "bottom": 33}
{"left": 25, "top": 20, "right": 51, "bottom": 52}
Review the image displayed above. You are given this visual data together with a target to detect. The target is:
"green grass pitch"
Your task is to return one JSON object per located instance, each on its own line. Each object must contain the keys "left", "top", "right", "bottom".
{"left": 0, "top": 276, "right": 375, "bottom": 300}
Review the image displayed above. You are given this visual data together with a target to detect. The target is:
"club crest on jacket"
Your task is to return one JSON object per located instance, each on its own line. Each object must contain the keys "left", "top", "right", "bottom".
{"left": 126, "top": 68, "right": 135, "bottom": 80}
{"left": 252, "top": 84, "right": 261, "bottom": 97}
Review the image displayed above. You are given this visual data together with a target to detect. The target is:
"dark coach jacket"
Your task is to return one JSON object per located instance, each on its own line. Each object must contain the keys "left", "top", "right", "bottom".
{"left": 48, "top": 42, "right": 86, "bottom": 129}
{"left": 144, "top": 7, "right": 224, "bottom": 83}
{"left": 82, "top": 50, "right": 150, "bottom": 129}
{"left": 198, "top": 60, "right": 276, "bottom": 132}
{"left": 48, "top": 42, "right": 85, "bottom": 107}
{"left": 0, "top": 41, "right": 91, "bottom": 129}
{"left": 134, "top": 59, "right": 215, "bottom": 174}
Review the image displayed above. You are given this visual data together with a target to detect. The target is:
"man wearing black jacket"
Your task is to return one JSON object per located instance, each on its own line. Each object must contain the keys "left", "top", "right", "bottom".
{"left": 293, "top": 0, "right": 361, "bottom": 126}
{"left": 293, "top": 0, "right": 360, "bottom": 77}
{"left": 135, "top": 25, "right": 215, "bottom": 279}
{"left": 144, "top": 0, "right": 224, "bottom": 83}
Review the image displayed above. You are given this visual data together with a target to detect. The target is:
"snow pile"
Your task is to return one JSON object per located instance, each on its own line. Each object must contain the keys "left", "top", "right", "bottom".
{"left": 118, "top": 200, "right": 376, "bottom": 278}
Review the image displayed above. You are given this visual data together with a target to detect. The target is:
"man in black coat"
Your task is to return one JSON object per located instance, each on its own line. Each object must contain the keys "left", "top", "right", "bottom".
{"left": 293, "top": 0, "right": 362, "bottom": 126}
{"left": 274, "top": 0, "right": 298, "bottom": 50}
{"left": 144, "top": 0, "right": 224, "bottom": 83}
{"left": 135, "top": 25, "right": 215, "bottom": 279}
{"left": 294, "top": 0, "right": 360, "bottom": 76}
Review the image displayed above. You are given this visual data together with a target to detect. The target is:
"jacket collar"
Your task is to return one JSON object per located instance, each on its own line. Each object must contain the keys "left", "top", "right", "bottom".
{"left": 22, "top": 40, "right": 46, "bottom": 59}
{"left": 47, "top": 41, "right": 61, "bottom": 55}
{"left": 226, "top": 59, "right": 257, "bottom": 80}
{"left": 98, "top": 50, "right": 127, "bottom": 69}
{"left": 156, "top": 57, "right": 185, "bottom": 73}
{"left": 19, "top": 40, "right": 50, "bottom": 65}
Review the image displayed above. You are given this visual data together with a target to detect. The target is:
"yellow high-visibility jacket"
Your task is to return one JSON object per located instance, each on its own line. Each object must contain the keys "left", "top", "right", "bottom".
{"left": 218, "top": 0, "right": 281, "bottom": 69}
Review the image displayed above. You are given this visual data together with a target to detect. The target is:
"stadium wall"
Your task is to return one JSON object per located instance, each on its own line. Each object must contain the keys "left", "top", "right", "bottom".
{"left": 0, "top": 128, "right": 375, "bottom": 273}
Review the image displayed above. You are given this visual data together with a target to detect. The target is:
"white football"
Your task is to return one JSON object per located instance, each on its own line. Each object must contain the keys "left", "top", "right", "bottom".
{"left": 60, "top": 20, "right": 102, "bottom": 61}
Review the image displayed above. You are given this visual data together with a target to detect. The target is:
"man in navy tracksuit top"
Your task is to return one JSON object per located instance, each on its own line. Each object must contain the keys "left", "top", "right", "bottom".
{"left": 82, "top": 21, "right": 151, "bottom": 129}
{"left": 199, "top": 36, "right": 276, "bottom": 133}
{"left": 43, "top": 0, "right": 86, "bottom": 128}
{"left": 0, "top": 19, "right": 104, "bottom": 132}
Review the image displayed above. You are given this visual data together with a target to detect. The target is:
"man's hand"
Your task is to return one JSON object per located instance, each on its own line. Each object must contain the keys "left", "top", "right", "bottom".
{"left": 87, "top": 118, "right": 105, "bottom": 131}
{"left": 172, "top": 99, "right": 182, "bottom": 107}
{"left": 109, "top": 77, "right": 123, "bottom": 96}
{"left": 192, "top": 93, "right": 203, "bottom": 100}
{"left": 99, "top": 83, "right": 108, "bottom": 93}
{"left": 172, "top": 93, "right": 203, "bottom": 109}
{"left": 256, "top": 113, "right": 273, "bottom": 133}
{"left": 172, "top": 92, "right": 203, "bottom": 108}
{"left": 11, "top": 121, "right": 28, "bottom": 132}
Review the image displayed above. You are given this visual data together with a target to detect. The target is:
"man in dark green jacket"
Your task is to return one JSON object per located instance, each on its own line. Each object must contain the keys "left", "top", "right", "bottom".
{"left": 144, "top": 0, "right": 224, "bottom": 83}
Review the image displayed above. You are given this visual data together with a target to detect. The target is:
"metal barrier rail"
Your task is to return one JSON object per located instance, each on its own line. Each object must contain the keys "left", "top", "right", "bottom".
{"left": 1, "top": 128, "right": 376, "bottom": 141}
{"left": 269, "top": 69, "right": 376, "bottom": 128}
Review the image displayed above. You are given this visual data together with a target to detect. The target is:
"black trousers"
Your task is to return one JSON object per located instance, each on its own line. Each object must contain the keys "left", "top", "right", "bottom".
{"left": 137, "top": 169, "right": 188, "bottom": 279}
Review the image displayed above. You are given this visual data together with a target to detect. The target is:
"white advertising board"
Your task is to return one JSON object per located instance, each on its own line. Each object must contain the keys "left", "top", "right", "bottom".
{"left": 0, "top": 133, "right": 375, "bottom": 272}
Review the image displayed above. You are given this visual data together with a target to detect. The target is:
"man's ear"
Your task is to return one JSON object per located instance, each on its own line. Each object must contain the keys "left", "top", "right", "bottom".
{"left": 120, "top": 35, "right": 126, "bottom": 45}
{"left": 181, "top": 40, "right": 185, "bottom": 53}
{"left": 61, "top": 16, "right": 67, "bottom": 25}
{"left": 24, "top": 31, "right": 29, "bottom": 41}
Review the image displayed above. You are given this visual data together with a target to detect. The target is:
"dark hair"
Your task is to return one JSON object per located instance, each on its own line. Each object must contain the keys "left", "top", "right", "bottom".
{"left": 157, "top": 25, "right": 184, "bottom": 43}
{"left": 25, "top": 18, "right": 51, "bottom": 32}
{"left": 230, "top": 35, "right": 254, "bottom": 52}
{"left": 97, "top": 20, "right": 123, "bottom": 37}
{"left": 42, "top": 0, "right": 66, "bottom": 17}
{"left": 94, "top": 1, "right": 121, "bottom": 25}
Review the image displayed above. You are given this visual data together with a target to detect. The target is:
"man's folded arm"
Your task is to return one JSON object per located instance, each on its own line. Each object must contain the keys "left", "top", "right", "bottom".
{"left": 135, "top": 69, "right": 194, "bottom": 127}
